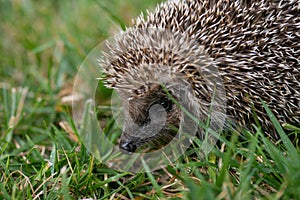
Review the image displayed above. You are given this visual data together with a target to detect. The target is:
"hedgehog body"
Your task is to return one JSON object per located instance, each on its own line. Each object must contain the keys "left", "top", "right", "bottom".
{"left": 101, "top": 0, "right": 300, "bottom": 153}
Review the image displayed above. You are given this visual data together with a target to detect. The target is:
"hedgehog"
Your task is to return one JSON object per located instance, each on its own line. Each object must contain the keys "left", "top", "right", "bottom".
{"left": 100, "top": 0, "right": 300, "bottom": 154}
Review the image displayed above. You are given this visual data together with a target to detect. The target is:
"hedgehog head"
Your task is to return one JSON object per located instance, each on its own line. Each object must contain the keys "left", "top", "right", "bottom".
{"left": 100, "top": 28, "right": 226, "bottom": 154}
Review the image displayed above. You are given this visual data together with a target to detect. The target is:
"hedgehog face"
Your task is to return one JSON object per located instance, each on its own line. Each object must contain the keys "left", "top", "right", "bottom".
{"left": 119, "top": 84, "right": 182, "bottom": 154}
{"left": 100, "top": 28, "right": 227, "bottom": 154}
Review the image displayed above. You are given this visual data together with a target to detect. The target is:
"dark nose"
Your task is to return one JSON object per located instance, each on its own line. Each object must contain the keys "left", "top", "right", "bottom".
{"left": 119, "top": 140, "right": 137, "bottom": 154}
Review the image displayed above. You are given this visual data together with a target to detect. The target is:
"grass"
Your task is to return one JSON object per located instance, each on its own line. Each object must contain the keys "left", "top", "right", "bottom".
{"left": 0, "top": 0, "right": 300, "bottom": 199}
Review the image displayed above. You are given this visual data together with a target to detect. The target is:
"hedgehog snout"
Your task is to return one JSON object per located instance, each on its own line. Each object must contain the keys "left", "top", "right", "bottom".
{"left": 119, "top": 136, "right": 137, "bottom": 154}
{"left": 119, "top": 100, "right": 176, "bottom": 154}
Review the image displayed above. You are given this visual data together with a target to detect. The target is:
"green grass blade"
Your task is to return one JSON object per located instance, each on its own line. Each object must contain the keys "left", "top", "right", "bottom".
{"left": 261, "top": 100, "right": 298, "bottom": 164}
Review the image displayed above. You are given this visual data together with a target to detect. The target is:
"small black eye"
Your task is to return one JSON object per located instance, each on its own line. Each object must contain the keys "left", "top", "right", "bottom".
{"left": 159, "top": 99, "right": 173, "bottom": 112}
